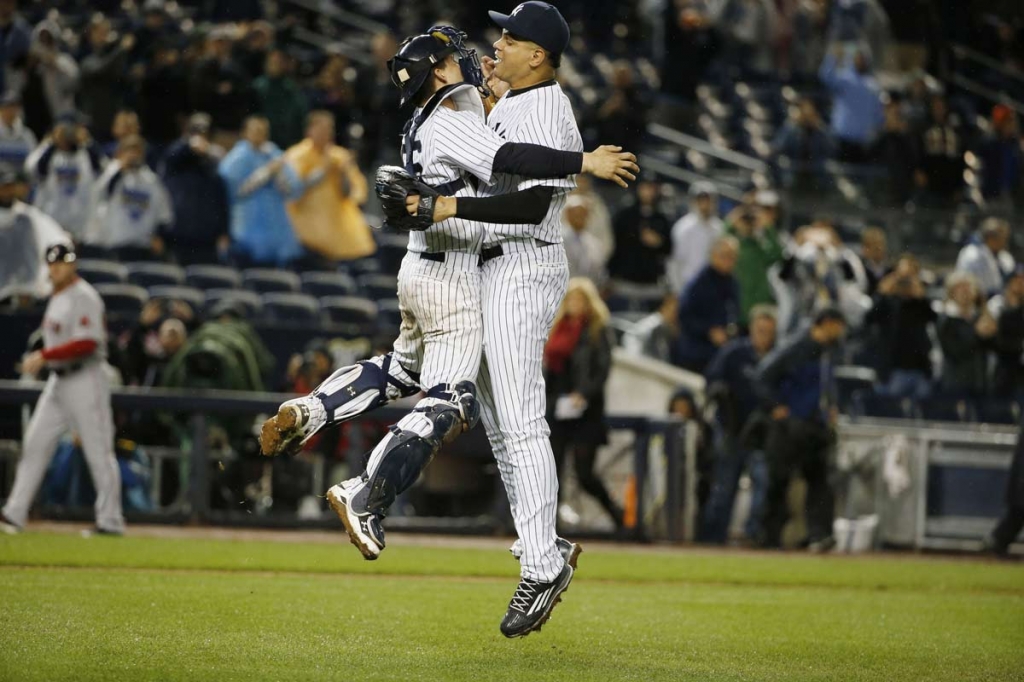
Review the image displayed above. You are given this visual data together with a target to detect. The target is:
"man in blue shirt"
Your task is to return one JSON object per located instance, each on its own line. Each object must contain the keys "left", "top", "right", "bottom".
{"left": 673, "top": 236, "right": 740, "bottom": 373}
{"left": 701, "top": 304, "right": 778, "bottom": 543}
{"left": 819, "top": 46, "right": 883, "bottom": 164}
{"left": 753, "top": 306, "right": 846, "bottom": 550}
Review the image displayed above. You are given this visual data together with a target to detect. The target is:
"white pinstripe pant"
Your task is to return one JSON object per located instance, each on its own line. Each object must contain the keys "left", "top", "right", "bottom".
{"left": 478, "top": 239, "right": 569, "bottom": 583}
{"left": 392, "top": 251, "right": 484, "bottom": 390}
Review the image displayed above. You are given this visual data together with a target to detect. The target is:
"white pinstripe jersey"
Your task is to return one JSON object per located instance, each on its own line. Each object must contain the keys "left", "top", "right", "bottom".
{"left": 403, "top": 84, "right": 506, "bottom": 255}
{"left": 481, "top": 80, "right": 583, "bottom": 245}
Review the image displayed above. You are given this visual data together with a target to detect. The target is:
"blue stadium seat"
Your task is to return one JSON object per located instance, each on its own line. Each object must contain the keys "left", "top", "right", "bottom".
{"left": 204, "top": 288, "right": 263, "bottom": 319}
{"left": 76, "top": 259, "right": 127, "bottom": 285}
{"left": 348, "top": 257, "right": 382, "bottom": 277}
{"left": 320, "top": 296, "right": 377, "bottom": 326}
{"left": 93, "top": 283, "right": 148, "bottom": 318}
{"left": 300, "top": 271, "right": 357, "bottom": 298}
{"left": 358, "top": 273, "right": 399, "bottom": 301}
{"left": 125, "top": 262, "right": 186, "bottom": 288}
{"left": 261, "top": 292, "right": 320, "bottom": 323}
{"left": 974, "top": 399, "right": 1021, "bottom": 426}
{"left": 917, "top": 397, "right": 974, "bottom": 423}
{"left": 185, "top": 264, "right": 242, "bottom": 291}
{"left": 377, "top": 298, "right": 402, "bottom": 333}
{"left": 147, "top": 285, "right": 206, "bottom": 312}
{"left": 857, "top": 393, "right": 915, "bottom": 420}
{"left": 243, "top": 268, "right": 300, "bottom": 294}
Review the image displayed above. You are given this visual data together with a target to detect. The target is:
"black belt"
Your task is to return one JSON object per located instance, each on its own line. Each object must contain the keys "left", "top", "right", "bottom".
{"left": 480, "top": 239, "right": 555, "bottom": 263}
{"left": 418, "top": 252, "right": 446, "bottom": 262}
{"left": 53, "top": 362, "right": 84, "bottom": 377}
{"left": 432, "top": 178, "right": 466, "bottom": 196}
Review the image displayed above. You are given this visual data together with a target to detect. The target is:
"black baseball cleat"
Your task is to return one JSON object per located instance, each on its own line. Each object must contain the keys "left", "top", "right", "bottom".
{"left": 500, "top": 562, "right": 575, "bottom": 638}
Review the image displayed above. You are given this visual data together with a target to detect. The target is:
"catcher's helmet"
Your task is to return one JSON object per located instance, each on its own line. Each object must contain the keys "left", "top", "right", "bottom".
{"left": 387, "top": 25, "right": 488, "bottom": 107}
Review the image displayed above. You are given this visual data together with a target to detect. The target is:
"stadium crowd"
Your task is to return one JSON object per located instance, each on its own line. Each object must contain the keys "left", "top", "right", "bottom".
{"left": 0, "top": 0, "right": 1022, "bottom": 548}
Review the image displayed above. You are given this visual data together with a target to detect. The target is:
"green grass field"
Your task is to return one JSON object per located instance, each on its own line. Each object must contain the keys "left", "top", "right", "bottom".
{"left": 1, "top": 529, "right": 1022, "bottom": 682}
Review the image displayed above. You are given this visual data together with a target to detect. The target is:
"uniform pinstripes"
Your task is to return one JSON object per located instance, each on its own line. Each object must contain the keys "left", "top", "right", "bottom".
{"left": 475, "top": 80, "right": 581, "bottom": 583}
{"left": 481, "top": 81, "right": 583, "bottom": 245}
{"left": 478, "top": 242, "right": 569, "bottom": 582}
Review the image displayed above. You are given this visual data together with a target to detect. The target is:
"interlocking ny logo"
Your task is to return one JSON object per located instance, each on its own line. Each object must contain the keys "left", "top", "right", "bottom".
{"left": 511, "top": 4, "right": 525, "bottom": 16}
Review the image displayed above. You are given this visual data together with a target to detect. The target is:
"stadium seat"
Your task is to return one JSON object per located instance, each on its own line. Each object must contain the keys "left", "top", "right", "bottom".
{"left": 376, "top": 233, "right": 409, "bottom": 274}
{"left": 75, "top": 259, "right": 127, "bottom": 285}
{"left": 377, "top": 298, "right": 403, "bottom": 332}
{"left": 93, "top": 283, "right": 148, "bottom": 318}
{"left": 917, "top": 397, "right": 974, "bottom": 423}
{"left": 300, "top": 271, "right": 357, "bottom": 298}
{"left": 185, "top": 264, "right": 242, "bottom": 291}
{"left": 147, "top": 285, "right": 206, "bottom": 312}
{"left": 125, "top": 262, "right": 186, "bottom": 288}
{"left": 261, "top": 292, "right": 321, "bottom": 323}
{"left": 358, "top": 273, "right": 399, "bottom": 300}
{"left": 857, "top": 393, "right": 915, "bottom": 420}
{"left": 204, "top": 288, "right": 263, "bottom": 319}
{"left": 243, "top": 268, "right": 301, "bottom": 294}
{"left": 834, "top": 366, "right": 877, "bottom": 415}
{"left": 348, "top": 257, "right": 382, "bottom": 277}
{"left": 974, "top": 399, "right": 1020, "bottom": 426}
{"left": 320, "top": 296, "right": 377, "bottom": 326}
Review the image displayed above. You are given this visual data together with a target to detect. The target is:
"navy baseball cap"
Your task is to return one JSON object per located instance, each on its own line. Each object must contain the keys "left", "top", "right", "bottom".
{"left": 45, "top": 243, "right": 76, "bottom": 264}
{"left": 489, "top": 1, "right": 570, "bottom": 58}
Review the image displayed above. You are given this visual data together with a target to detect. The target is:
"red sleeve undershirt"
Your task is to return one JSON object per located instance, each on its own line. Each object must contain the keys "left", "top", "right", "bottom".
{"left": 41, "top": 339, "right": 98, "bottom": 362}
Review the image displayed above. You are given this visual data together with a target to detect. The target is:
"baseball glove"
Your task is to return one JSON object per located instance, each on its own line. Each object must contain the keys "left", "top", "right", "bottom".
{"left": 374, "top": 165, "right": 439, "bottom": 232}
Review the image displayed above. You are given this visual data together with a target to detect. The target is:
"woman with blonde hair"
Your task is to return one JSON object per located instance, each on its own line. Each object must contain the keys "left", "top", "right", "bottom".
{"left": 543, "top": 277, "right": 623, "bottom": 529}
{"left": 937, "top": 271, "right": 997, "bottom": 397}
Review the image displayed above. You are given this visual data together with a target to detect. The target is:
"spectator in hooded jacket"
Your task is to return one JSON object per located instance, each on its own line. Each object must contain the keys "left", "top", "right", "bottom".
{"left": 0, "top": 92, "right": 36, "bottom": 169}
{"left": 219, "top": 116, "right": 303, "bottom": 267}
{"left": 21, "top": 20, "right": 79, "bottom": 139}
{"left": 24, "top": 113, "right": 104, "bottom": 240}
{"left": 86, "top": 134, "right": 172, "bottom": 261}
{"left": 160, "top": 113, "right": 230, "bottom": 265}
{"left": 674, "top": 236, "right": 741, "bottom": 373}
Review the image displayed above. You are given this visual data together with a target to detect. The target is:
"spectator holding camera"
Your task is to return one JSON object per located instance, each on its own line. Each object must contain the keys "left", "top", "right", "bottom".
{"left": 25, "top": 113, "right": 104, "bottom": 240}
{"left": 674, "top": 236, "right": 741, "bottom": 373}
{"left": 867, "top": 253, "right": 936, "bottom": 400}
{"left": 85, "top": 134, "right": 172, "bottom": 260}
{"left": 937, "top": 271, "right": 997, "bottom": 398}
{"left": 754, "top": 307, "right": 846, "bottom": 551}
{"left": 725, "top": 192, "right": 784, "bottom": 327}
{"left": 78, "top": 14, "right": 134, "bottom": 142}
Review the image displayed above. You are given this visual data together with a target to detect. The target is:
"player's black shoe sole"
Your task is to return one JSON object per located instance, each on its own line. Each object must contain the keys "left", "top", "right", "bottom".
{"left": 500, "top": 562, "right": 575, "bottom": 639}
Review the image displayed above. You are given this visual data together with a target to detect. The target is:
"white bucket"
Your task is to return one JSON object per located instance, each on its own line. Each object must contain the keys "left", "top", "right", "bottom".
{"left": 833, "top": 514, "right": 879, "bottom": 553}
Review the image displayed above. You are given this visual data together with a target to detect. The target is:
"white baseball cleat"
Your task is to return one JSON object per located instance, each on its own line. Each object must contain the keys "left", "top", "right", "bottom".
{"left": 326, "top": 478, "right": 386, "bottom": 560}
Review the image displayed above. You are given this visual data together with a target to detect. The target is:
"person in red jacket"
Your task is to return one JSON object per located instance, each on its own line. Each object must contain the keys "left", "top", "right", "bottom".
{"left": 1, "top": 242, "right": 124, "bottom": 536}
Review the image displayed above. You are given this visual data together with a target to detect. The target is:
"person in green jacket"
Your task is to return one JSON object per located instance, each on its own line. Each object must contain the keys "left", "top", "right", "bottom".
{"left": 725, "top": 190, "right": 785, "bottom": 327}
{"left": 252, "top": 48, "right": 308, "bottom": 149}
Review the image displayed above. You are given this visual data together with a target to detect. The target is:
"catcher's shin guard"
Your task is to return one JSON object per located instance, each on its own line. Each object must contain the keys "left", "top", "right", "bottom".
{"left": 364, "top": 381, "right": 480, "bottom": 515}
{"left": 314, "top": 353, "right": 420, "bottom": 425}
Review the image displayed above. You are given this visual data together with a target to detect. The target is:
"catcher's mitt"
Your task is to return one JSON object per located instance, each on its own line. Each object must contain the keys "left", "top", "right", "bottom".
{"left": 374, "top": 165, "right": 438, "bottom": 232}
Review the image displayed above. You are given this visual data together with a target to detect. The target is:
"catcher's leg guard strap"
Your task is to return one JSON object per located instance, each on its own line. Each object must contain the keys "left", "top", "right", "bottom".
{"left": 365, "top": 428, "right": 435, "bottom": 515}
{"left": 313, "top": 353, "right": 420, "bottom": 425}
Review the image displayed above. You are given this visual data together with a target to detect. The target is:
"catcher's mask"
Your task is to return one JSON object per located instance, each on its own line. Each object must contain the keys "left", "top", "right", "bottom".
{"left": 387, "top": 25, "right": 489, "bottom": 107}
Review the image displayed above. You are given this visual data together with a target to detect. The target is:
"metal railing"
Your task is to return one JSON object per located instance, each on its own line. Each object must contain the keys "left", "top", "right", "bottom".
{"left": 0, "top": 381, "right": 693, "bottom": 541}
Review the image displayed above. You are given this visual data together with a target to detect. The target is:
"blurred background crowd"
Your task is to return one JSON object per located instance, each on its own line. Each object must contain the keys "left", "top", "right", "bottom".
{"left": 0, "top": 0, "right": 1022, "bottom": 549}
